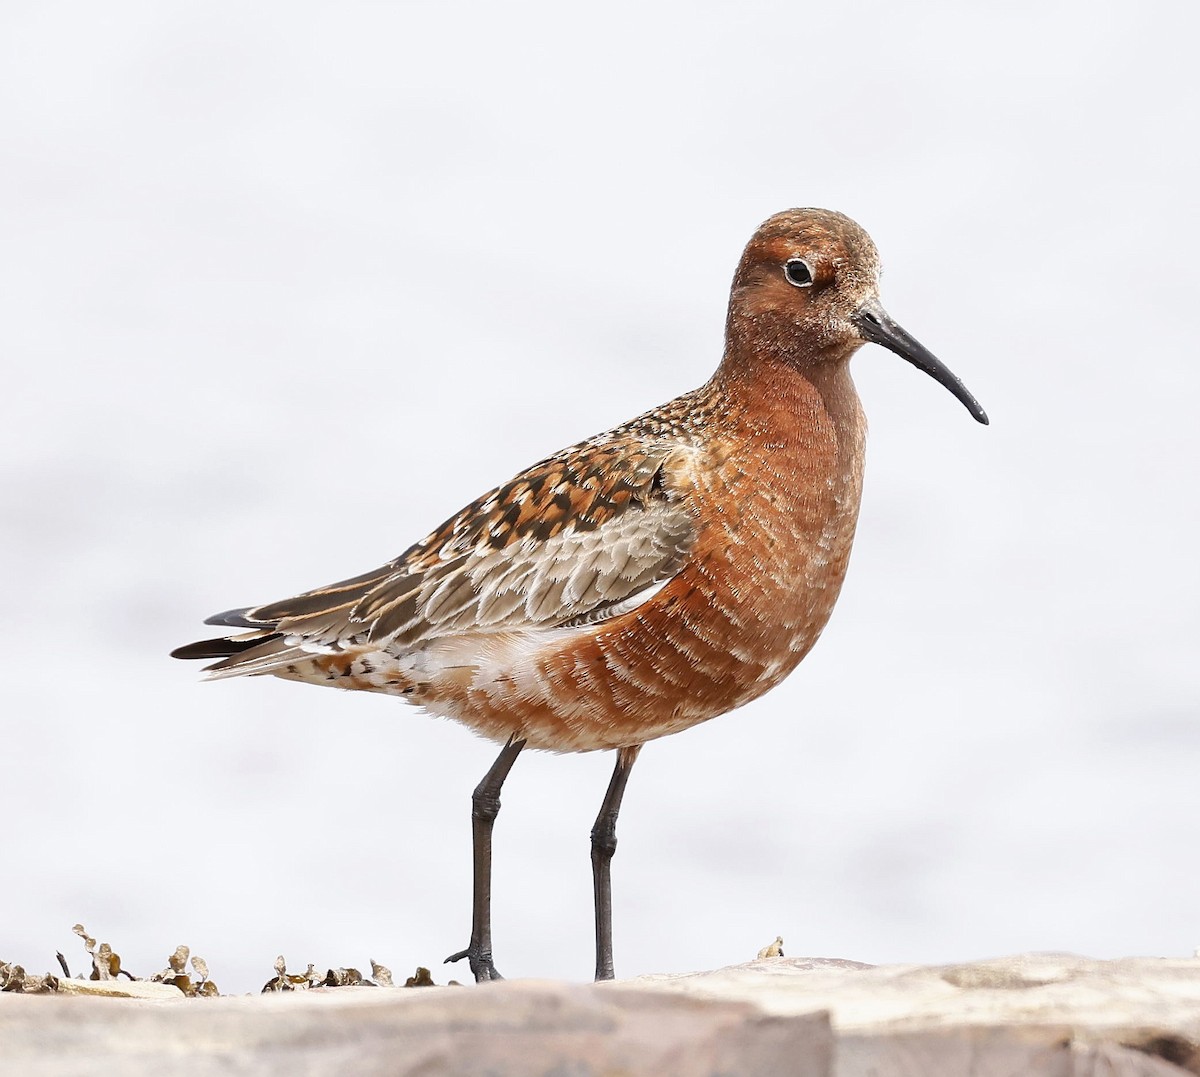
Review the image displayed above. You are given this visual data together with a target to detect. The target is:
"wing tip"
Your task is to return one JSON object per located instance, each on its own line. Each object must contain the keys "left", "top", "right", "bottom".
{"left": 203, "top": 607, "right": 271, "bottom": 629}
{"left": 170, "top": 636, "right": 267, "bottom": 661}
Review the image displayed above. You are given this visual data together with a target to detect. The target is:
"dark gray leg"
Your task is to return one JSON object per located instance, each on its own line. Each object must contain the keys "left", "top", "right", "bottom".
{"left": 591, "top": 744, "right": 642, "bottom": 982}
{"left": 444, "top": 736, "right": 525, "bottom": 982}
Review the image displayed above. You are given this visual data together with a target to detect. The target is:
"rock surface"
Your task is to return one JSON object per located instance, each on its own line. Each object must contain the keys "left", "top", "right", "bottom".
{"left": 628, "top": 953, "right": 1200, "bottom": 1075}
{"left": 2, "top": 953, "right": 1198, "bottom": 1076}
{"left": 52, "top": 976, "right": 189, "bottom": 1001}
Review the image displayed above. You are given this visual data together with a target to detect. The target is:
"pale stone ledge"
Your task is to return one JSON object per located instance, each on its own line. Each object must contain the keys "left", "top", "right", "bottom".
{"left": 3, "top": 952, "right": 1198, "bottom": 1076}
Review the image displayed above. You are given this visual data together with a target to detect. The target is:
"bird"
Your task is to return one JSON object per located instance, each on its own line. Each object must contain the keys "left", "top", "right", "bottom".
{"left": 173, "top": 208, "right": 988, "bottom": 984}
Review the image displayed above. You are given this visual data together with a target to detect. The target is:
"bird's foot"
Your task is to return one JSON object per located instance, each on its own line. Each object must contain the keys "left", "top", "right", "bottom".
{"left": 444, "top": 943, "right": 504, "bottom": 983}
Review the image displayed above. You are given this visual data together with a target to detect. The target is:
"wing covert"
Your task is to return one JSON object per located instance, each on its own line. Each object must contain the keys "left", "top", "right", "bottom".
{"left": 241, "top": 437, "right": 698, "bottom": 649}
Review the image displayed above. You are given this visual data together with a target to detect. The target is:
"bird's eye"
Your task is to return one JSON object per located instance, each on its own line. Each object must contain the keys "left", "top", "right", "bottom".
{"left": 784, "top": 259, "right": 814, "bottom": 287}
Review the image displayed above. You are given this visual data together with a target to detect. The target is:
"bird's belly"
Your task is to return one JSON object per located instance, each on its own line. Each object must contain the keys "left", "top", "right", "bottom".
{"left": 415, "top": 494, "right": 861, "bottom": 753}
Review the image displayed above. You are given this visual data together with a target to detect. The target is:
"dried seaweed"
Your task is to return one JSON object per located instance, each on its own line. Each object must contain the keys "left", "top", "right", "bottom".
{"left": 3, "top": 925, "right": 436, "bottom": 997}
{"left": 371, "top": 960, "right": 394, "bottom": 987}
{"left": 148, "top": 943, "right": 220, "bottom": 997}
{"left": 0, "top": 960, "right": 59, "bottom": 994}
{"left": 756, "top": 935, "right": 785, "bottom": 959}
{"left": 261, "top": 957, "right": 433, "bottom": 992}
{"left": 261, "top": 956, "right": 319, "bottom": 993}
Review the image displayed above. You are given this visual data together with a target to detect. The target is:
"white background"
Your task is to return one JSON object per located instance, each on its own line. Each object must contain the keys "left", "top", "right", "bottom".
{"left": 2, "top": 1, "right": 1197, "bottom": 992}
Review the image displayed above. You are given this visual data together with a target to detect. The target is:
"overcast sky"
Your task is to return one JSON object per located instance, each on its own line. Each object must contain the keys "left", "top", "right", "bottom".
{"left": 3, "top": 1, "right": 1198, "bottom": 992}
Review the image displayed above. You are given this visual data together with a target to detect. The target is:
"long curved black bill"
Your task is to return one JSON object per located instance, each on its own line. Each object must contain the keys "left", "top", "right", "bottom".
{"left": 852, "top": 297, "right": 988, "bottom": 425}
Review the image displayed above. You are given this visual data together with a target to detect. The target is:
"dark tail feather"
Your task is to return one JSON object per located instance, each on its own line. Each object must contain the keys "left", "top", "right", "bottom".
{"left": 203, "top": 607, "right": 273, "bottom": 629}
{"left": 171, "top": 634, "right": 282, "bottom": 661}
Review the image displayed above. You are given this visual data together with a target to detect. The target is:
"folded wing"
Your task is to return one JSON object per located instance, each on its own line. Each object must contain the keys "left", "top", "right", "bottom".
{"left": 173, "top": 435, "right": 699, "bottom": 676}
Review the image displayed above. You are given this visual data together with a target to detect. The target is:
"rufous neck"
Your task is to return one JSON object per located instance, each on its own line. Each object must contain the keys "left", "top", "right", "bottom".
{"left": 715, "top": 325, "right": 858, "bottom": 400}
{"left": 708, "top": 323, "right": 863, "bottom": 450}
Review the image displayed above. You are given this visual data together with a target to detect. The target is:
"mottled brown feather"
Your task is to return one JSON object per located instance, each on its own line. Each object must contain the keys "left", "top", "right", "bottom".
{"left": 234, "top": 430, "right": 699, "bottom": 652}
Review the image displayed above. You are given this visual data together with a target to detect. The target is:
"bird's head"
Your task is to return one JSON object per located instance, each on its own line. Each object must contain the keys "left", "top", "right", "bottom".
{"left": 726, "top": 208, "right": 988, "bottom": 424}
